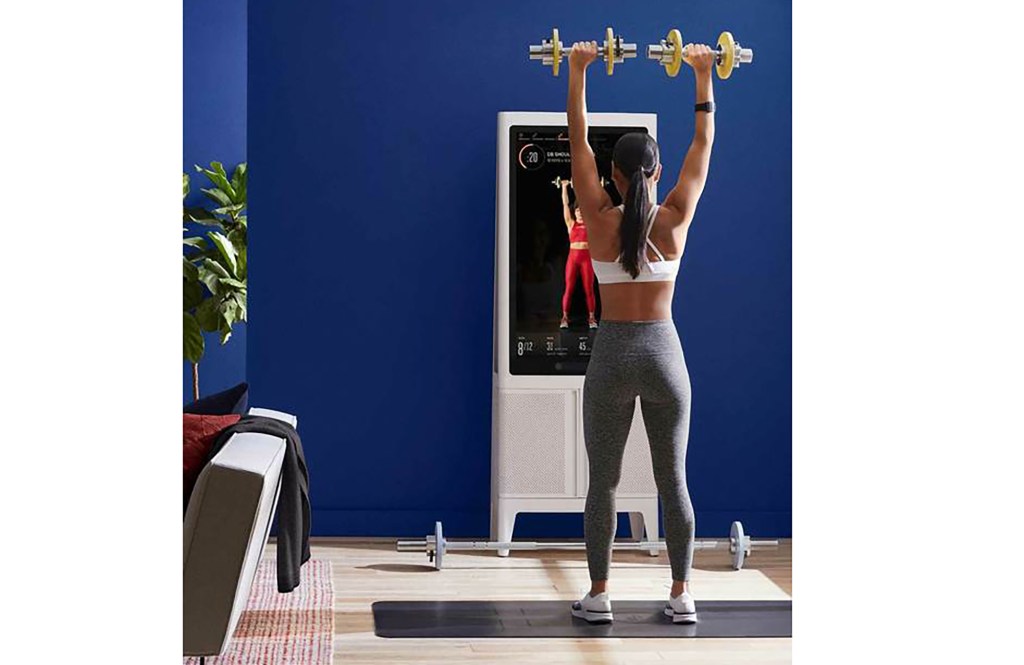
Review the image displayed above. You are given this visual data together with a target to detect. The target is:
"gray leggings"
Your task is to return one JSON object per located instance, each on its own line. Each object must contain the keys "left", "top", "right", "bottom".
{"left": 582, "top": 320, "right": 695, "bottom": 582}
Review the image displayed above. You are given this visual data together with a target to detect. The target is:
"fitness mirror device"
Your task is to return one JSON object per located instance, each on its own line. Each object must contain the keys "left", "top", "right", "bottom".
{"left": 508, "top": 124, "right": 643, "bottom": 375}
{"left": 492, "top": 112, "right": 660, "bottom": 554}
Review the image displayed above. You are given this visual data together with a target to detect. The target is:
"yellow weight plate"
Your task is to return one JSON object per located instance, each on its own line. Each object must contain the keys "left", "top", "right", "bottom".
{"left": 717, "top": 30, "right": 735, "bottom": 80}
{"left": 666, "top": 28, "right": 683, "bottom": 77}
{"left": 552, "top": 28, "right": 562, "bottom": 77}
{"left": 605, "top": 27, "right": 615, "bottom": 75}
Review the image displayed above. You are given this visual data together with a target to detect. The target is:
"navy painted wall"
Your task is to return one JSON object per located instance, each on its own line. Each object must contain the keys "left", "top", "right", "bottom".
{"left": 249, "top": 0, "right": 791, "bottom": 538}
{"left": 183, "top": 0, "right": 247, "bottom": 404}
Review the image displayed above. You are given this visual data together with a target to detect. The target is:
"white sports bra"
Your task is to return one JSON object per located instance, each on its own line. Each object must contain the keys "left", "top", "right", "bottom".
{"left": 590, "top": 204, "right": 681, "bottom": 284}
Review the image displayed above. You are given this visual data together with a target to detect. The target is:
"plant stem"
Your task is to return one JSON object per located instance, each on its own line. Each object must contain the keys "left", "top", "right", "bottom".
{"left": 192, "top": 363, "right": 200, "bottom": 401}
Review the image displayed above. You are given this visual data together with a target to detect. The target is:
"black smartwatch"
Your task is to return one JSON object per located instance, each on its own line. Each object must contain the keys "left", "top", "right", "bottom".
{"left": 694, "top": 101, "right": 716, "bottom": 113}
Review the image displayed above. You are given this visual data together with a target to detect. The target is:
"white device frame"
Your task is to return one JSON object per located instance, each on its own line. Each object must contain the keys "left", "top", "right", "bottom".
{"left": 491, "top": 111, "right": 660, "bottom": 555}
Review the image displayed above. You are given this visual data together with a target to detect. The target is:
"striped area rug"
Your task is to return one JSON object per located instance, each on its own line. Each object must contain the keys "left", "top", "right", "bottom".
{"left": 185, "top": 559, "right": 334, "bottom": 664}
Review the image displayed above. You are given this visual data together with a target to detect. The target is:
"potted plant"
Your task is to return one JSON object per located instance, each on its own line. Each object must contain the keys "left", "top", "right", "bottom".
{"left": 183, "top": 162, "right": 247, "bottom": 400}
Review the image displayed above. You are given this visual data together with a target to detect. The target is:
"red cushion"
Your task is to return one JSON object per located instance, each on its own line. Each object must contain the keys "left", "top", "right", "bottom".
{"left": 184, "top": 413, "right": 242, "bottom": 504}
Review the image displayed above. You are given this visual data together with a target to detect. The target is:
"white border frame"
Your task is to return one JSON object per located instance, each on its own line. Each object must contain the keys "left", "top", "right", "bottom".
{"left": 493, "top": 111, "right": 657, "bottom": 391}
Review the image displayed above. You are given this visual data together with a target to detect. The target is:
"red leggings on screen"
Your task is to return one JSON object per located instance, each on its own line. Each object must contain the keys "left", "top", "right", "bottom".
{"left": 563, "top": 248, "right": 596, "bottom": 314}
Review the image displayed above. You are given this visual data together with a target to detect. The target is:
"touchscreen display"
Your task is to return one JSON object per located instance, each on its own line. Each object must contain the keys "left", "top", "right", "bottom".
{"left": 509, "top": 125, "right": 648, "bottom": 375}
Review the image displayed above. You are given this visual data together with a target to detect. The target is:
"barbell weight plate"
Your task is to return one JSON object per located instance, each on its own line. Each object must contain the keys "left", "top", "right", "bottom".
{"left": 666, "top": 29, "right": 683, "bottom": 77}
{"left": 717, "top": 31, "right": 736, "bottom": 80}
{"left": 730, "top": 520, "right": 746, "bottom": 570}
{"left": 434, "top": 520, "right": 445, "bottom": 570}
{"left": 605, "top": 27, "right": 615, "bottom": 75}
{"left": 551, "top": 28, "right": 562, "bottom": 77}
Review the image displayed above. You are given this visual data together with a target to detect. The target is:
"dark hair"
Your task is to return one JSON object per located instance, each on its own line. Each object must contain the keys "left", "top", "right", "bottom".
{"left": 612, "top": 132, "right": 660, "bottom": 278}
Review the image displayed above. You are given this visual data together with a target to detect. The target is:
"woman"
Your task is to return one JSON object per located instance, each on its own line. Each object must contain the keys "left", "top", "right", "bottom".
{"left": 565, "top": 40, "right": 717, "bottom": 625}
{"left": 559, "top": 178, "right": 598, "bottom": 330}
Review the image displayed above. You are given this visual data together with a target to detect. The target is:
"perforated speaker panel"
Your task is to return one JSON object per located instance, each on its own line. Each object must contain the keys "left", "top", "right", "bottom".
{"left": 497, "top": 391, "right": 570, "bottom": 495}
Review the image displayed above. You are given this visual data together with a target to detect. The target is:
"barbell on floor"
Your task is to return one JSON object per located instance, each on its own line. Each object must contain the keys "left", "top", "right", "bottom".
{"left": 397, "top": 520, "right": 779, "bottom": 571}
{"left": 647, "top": 29, "right": 754, "bottom": 79}
{"left": 529, "top": 27, "right": 637, "bottom": 76}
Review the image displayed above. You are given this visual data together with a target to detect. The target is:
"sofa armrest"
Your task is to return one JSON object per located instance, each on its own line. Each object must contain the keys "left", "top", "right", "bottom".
{"left": 247, "top": 407, "right": 298, "bottom": 429}
{"left": 183, "top": 430, "right": 287, "bottom": 657}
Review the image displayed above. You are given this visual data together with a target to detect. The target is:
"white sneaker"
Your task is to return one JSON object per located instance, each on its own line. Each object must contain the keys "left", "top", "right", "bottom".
{"left": 570, "top": 591, "right": 613, "bottom": 624}
{"left": 664, "top": 590, "right": 697, "bottom": 624}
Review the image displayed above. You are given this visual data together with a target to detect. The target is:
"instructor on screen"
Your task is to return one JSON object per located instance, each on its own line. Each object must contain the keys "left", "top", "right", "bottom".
{"left": 559, "top": 178, "right": 598, "bottom": 330}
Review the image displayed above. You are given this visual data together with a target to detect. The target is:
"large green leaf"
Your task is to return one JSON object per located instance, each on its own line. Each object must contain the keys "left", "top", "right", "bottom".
{"left": 219, "top": 277, "right": 246, "bottom": 291}
{"left": 230, "top": 162, "right": 247, "bottom": 187}
{"left": 206, "top": 231, "right": 238, "bottom": 277}
{"left": 183, "top": 312, "right": 204, "bottom": 363}
{"left": 235, "top": 245, "right": 247, "bottom": 280}
{"left": 218, "top": 303, "right": 235, "bottom": 343}
{"left": 201, "top": 257, "right": 229, "bottom": 278}
{"left": 211, "top": 203, "right": 245, "bottom": 217}
{"left": 222, "top": 298, "right": 240, "bottom": 326}
{"left": 232, "top": 292, "right": 247, "bottom": 321}
{"left": 183, "top": 278, "right": 203, "bottom": 311}
{"left": 195, "top": 297, "right": 221, "bottom": 332}
{"left": 231, "top": 163, "right": 247, "bottom": 203}
{"left": 195, "top": 162, "right": 236, "bottom": 201}
{"left": 183, "top": 256, "right": 199, "bottom": 281}
{"left": 218, "top": 298, "right": 239, "bottom": 345}
{"left": 201, "top": 187, "right": 233, "bottom": 208}
{"left": 227, "top": 226, "right": 247, "bottom": 260}
{"left": 183, "top": 173, "right": 190, "bottom": 199}
{"left": 197, "top": 270, "right": 218, "bottom": 295}
{"left": 184, "top": 206, "right": 222, "bottom": 227}
{"left": 198, "top": 258, "right": 229, "bottom": 294}
{"left": 183, "top": 236, "right": 208, "bottom": 251}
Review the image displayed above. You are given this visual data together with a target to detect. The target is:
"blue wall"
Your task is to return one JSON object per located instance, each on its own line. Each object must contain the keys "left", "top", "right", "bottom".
{"left": 248, "top": 0, "right": 791, "bottom": 538}
{"left": 183, "top": 0, "right": 248, "bottom": 404}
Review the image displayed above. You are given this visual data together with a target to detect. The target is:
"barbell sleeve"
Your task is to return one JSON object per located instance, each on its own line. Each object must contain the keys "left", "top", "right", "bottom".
{"left": 750, "top": 539, "right": 780, "bottom": 548}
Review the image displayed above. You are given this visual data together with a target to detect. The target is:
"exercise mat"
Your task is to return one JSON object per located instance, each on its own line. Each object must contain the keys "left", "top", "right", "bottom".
{"left": 372, "top": 599, "right": 791, "bottom": 638}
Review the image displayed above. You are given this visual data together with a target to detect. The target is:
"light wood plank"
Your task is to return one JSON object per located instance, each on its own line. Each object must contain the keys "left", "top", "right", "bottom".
{"left": 263, "top": 538, "right": 792, "bottom": 664}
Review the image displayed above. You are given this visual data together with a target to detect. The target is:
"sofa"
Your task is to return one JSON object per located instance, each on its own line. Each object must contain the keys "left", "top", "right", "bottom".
{"left": 183, "top": 407, "right": 297, "bottom": 659}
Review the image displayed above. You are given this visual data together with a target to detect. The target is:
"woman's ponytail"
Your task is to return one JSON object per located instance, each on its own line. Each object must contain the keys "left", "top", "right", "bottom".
{"left": 611, "top": 131, "right": 660, "bottom": 279}
{"left": 619, "top": 168, "right": 650, "bottom": 279}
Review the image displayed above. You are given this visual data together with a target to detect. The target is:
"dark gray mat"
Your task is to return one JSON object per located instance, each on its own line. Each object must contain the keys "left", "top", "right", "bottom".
{"left": 372, "top": 600, "right": 791, "bottom": 638}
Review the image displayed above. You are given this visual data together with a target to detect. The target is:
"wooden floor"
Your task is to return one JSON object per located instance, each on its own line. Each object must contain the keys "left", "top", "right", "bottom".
{"left": 290, "top": 537, "right": 792, "bottom": 664}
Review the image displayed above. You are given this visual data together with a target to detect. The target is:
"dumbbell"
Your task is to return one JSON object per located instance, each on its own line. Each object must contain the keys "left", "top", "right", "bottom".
{"left": 552, "top": 176, "right": 609, "bottom": 189}
{"left": 647, "top": 29, "right": 754, "bottom": 79}
{"left": 529, "top": 27, "right": 637, "bottom": 76}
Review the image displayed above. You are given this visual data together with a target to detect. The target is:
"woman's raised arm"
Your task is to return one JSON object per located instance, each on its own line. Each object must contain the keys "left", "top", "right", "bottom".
{"left": 662, "top": 44, "right": 717, "bottom": 227}
{"left": 561, "top": 180, "right": 574, "bottom": 229}
{"left": 567, "top": 42, "right": 614, "bottom": 227}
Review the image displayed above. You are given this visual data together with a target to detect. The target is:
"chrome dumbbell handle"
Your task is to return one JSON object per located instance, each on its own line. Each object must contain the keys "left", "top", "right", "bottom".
{"left": 530, "top": 40, "right": 638, "bottom": 62}
{"left": 647, "top": 43, "right": 754, "bottom": 66}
